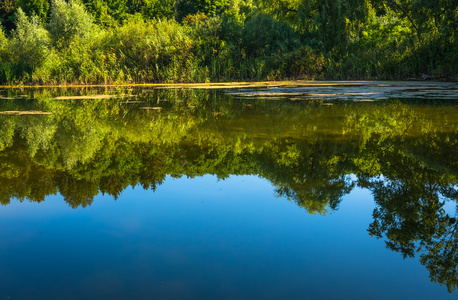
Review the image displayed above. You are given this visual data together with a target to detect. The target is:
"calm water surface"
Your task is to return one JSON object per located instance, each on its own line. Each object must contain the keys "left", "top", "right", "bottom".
{"left": 0, "top": 85, "right": 457, "bottom": 299}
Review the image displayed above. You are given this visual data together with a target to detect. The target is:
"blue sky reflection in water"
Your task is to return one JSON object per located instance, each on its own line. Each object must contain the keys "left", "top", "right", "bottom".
{"left": 0, "top": 175, "right": 455, "bottom": 300}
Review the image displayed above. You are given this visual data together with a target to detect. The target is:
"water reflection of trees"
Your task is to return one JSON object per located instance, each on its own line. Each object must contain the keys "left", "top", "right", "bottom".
{"left": 360, "top": 133, "right": 458, "bottom": 292}
{"left": 1, "top": 88, "right": 457, "bottom": 291}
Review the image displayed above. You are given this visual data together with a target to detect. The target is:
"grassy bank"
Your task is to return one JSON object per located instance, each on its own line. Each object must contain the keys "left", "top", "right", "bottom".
{"left": 1, "top": 0, "right": 457, "bottom": 85}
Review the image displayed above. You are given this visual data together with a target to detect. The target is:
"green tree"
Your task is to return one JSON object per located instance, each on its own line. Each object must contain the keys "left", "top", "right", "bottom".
{"left": 83, "top": 0, "right": 128, "bottom": 23}
{"left": 254, "top": 0, "right": 299, "bottom": 23}
{"left": 141, "top": 0, "right": 175, "bottom": 19}
{"left": 7, "top": 8, "right": 49, "bottom": 77}
{"left": 81, "top": 0, "right": 113, "bottom": 26}
{"left": 107, "top": 18, "right": 195, "bottom": 82}
{"left": 0, "top": 21, "right": 6, "bottom": 46}
{"left": 176, "top": 0, "right": 231, "bottom": 21}
{"left": 242, "top": 12, "right": 299, "bottom": 57}
{"left": 105, "top": 0, "right": 128, "bottom": 21}
{"left": 0, "top": 0, "right": 17, "bottom": 31}
{"left": 48, "top": 0, "right": 98, "bottom": 48}
{"left": 17, "top": 0, "right": 50, "bottom": 21}
{"left": 369, "top": 0, "right": 458, "bottom": 41}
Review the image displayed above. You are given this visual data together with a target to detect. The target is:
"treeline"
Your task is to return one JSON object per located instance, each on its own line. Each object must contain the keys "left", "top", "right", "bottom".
{"left": 0, "top": 0, "right": 457, "bottom": 84}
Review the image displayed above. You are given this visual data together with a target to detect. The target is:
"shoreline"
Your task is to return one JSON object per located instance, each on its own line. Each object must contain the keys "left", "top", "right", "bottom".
{"left": 1, "top": 80, "right": 457, "bottom": 101}
{"left": 1, "top": 80, "right": 457, "bottom": 89}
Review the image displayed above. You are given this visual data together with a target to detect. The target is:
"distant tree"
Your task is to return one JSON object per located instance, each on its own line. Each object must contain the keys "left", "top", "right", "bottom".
{"left": 368, "top": 0, "right": 458, "bottom": 41}
{"left": 141, "top": 0, "right": 175, "bottom": 19}
{"left": 176, "top": 0, "right": 230, "bottom": 21}
{"left": 81, "top": 0, "right": 112, "bottom": 26}
{"left": 17, "top": 0, "right": 50, "bottom": 21}
{"left": 0, "top": 0, "right": 17, "bottom": 30}
{"left": 0, "top": 22, "right": 10, "bottom": 82}
{"left": 104, "top": 0, "right": 128, "bottom": 21}
{"left": 242, "top": 12, "right": 299, "bottom": 57}
{"left": 7, "top": 8, "right": 49, "bottom": 76}
{"left": 254, "top": 0, "right": 299, "bottom": 23}
{"left": 48, "top": 0, "right": 98, "bottom": 48}
{"left": 0, "top": 21, "right": 6, "bottom": 46}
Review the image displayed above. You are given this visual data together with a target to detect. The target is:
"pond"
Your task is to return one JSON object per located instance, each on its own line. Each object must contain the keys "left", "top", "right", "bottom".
{"left": 0, "top": 82, "right": 457, "bottom": 299}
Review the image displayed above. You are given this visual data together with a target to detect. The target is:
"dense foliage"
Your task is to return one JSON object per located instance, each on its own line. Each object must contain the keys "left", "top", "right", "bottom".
{"left": 0, "top": 0, "right": 457, "bottom": 84}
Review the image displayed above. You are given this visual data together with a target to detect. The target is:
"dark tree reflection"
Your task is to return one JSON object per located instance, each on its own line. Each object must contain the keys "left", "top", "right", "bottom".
{"left": 362, "top": 131, "right": 458, "bottom": 292}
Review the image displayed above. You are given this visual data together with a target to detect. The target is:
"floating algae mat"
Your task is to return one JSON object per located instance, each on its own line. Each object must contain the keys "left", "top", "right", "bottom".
{"left": 225, "top": 80, "right": 458, "bottom": 100}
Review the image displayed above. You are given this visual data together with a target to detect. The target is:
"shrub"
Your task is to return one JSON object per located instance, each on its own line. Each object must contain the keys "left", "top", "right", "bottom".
{"left": 17, "top": 0, "right": 50, "bottom": 21}
{"left": 141, "top": 0, "right": 175, "bottom": 20}
{"left": 33, "top": 32, "right": 124, "bottom": 84}
{"left": 281, "top": 46, "right": 327, "bottom": 79}
{"left": 0, "top": 24, "right": 13, "bottom": 83}
{"left": 6, "top": 8, "right": 50, "bottom": 79}
{"left": 0, "top": 23, "right": 6, "bottom": 48}
{"left": 242, "top": 13, "right": 300, "bottom": 58}
{"left": 107, "top": 18, "right": 197, "bottom": 82}
{"left": 185, "top": 13, "right": 225, "bottom": 67}
{"left": 48, "top": 0, "right": 98, "bottom": 48}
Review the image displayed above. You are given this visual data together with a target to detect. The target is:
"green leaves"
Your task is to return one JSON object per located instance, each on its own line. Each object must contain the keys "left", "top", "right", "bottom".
{"left": 0, "top": 21, "right": 6, "bottom": 48}
{"left": 7, "top": 8, "right": 49, "bottom": 77}
{"left": 48, "top": 0, "right": 99, "bottom": 48}
{"left": 17, "top": 0, "right": 50, "bottom": 21}
{"left": 106, "top": 18, "right": 196, "bottom": 82}
{"left": 176, "top": 0, "right": 231, "bottom": 21}
{"left": 141, "top": 0, "right": 175, "bottom": 20}
{"left": 242, "top": 12, "right": 299, "bottom": 57}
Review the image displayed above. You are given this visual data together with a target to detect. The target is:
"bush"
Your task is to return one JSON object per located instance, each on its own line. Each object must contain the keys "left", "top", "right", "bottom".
{"left": 48, "top": 0, "right": 98, "bottom": 48}
{"left": 106, "top": 18, "right": 198, "bottom": 82}
{"left": 185, "top": 13, "right": 226, "bottom": 67}
{"left": 242, "top": 12, "right": 300, "bottom": 57}
{"left": 17, "top": 0, "right": 50, "bottom": 21}
{"left": 141, "top": 0, "right": 175, "bottom": 20}
{"left": 327, "top": 9, "right": 414, "bottom": 80}
{"left": 33, "top": 32, "right": 125, "bottom": 84}
{"left": 0, "top": 24, "right": 13, "bottom": 83}
{"left": 5, "top": 8, "right": 50, "bottom": 79}
{"left": 0, "top": 23, "right": 7, "bottom": 48}
{"left": 401, "top": 36, "right": 458, "bottom": 80}
{"left": 281, "top": 46, "right": 327, "bottom": 79}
